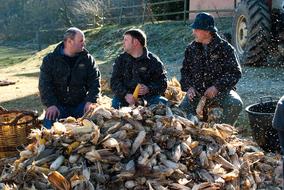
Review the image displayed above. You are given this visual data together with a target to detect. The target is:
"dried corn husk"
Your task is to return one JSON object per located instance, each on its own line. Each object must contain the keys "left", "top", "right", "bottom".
{"left": 48, "top": 171, "right": 71, "bottom": 190}
{"left": 0, "top": 102, "right": 282, "bottom": 189}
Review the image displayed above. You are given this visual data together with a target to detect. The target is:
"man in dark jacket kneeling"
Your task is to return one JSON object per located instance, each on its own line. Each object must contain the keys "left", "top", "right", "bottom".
{"left": 179, "top": 12, "right": 243, "bottom": 126}
{"left": 273, "top": 96, "right": 284, "bottom": 149}
{"left": 111, "top": 29, "right": 168, "bottom": 109}
{"left": 39, "top": 27, "right": 101, "bottom": 129}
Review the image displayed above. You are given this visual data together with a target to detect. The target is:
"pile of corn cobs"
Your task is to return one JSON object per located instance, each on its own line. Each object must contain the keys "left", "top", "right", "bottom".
{"left": 0, "top": 103, "right": 282, "bottom": 190}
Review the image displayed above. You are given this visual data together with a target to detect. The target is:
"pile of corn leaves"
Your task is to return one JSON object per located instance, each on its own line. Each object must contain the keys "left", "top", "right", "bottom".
{"left": 0, "top": 102, "right": 282, "bottom": 190}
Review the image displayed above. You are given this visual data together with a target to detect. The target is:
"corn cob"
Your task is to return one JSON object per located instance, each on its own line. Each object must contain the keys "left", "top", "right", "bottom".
{"left": 133, "top": 84, "right": 141, "bottom": 100}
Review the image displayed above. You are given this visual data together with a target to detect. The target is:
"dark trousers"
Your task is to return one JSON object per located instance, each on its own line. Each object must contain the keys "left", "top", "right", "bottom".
{"left": 179, "top": 90, "right": 243, "bottom": 126}
{"left": 43, "top": 102, "right": 86, "bottom": 129}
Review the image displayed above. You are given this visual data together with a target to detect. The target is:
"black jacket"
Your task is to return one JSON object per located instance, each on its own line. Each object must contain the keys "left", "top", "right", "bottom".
{"left": 273, "top": 96, "right": 284, "bottom": 131}
{"left": 39, "top": 42, "right": 101, "bottom": 107}
{"left": 180, "top": 33, "right": 241, "bottom": 94}
{"left": 110, "top": 48, "right": 167, "bottom": 100}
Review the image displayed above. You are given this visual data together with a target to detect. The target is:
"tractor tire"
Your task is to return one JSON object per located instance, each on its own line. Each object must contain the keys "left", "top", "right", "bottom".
{"left": 232, "top": 0, "right": 271, "bottom": 66}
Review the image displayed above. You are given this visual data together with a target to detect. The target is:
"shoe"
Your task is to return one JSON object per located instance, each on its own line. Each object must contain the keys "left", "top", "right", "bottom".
{"left": 187, "top": 113, "right": 199, "bottom": 125}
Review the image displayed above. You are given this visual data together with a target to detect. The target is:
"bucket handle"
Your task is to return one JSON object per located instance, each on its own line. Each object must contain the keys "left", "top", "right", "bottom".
{"left": 259, "top": 96, "right": 273, "bottom": 104}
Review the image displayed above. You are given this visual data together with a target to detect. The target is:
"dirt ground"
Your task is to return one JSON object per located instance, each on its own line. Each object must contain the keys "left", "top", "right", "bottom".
{"left": 0, "top": 61, "right": 42, "bottom": 111}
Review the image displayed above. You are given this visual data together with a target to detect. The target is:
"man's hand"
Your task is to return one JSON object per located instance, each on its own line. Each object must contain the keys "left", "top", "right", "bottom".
{"left": 45, "top": 105, "right": 60, "bottom": 120}
{"left": 125, "top": 93, "right": 135, "bottom": 105}
{"left": 139, "top": 84, "right": 149, "bottom": 96}
{"left": 204, "top": 86, "right": 218, "bottom": 99}
{"left": 187, "top": 87, "right": 197, "bottom": 101}
{"left": 84, "top": 102, "right": 93, "bottom": 113}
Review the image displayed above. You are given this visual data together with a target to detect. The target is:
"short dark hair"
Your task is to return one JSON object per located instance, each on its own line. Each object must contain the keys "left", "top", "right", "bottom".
{"left": 63, "top": 27, "right": 82, "bottom": 42}
{"left": 124, "top": 29, "right": 147, "bottom": 47}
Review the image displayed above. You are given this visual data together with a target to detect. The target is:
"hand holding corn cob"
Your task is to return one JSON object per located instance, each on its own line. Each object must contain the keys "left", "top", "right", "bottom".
{"left": 133, "top": 84, "right": 141, "bottom": 100}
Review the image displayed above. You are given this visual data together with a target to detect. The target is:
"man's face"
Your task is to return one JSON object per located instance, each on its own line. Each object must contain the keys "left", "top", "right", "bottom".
{"left": 192, "top": 29, "right": 210, "bottom": 43}
{"left": 123, "top": 34, "right": 134, "bottom": 53}
{"left": 70, "top": 32, "right": 85, "bottom": 53}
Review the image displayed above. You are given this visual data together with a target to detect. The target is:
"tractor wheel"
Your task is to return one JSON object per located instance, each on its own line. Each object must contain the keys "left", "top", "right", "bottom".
{"left": 232, "top": 0, "right": 271, "bottom": 66}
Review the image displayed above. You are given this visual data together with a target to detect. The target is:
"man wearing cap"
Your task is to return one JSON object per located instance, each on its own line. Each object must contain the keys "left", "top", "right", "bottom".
{"left": 179, "top": 12, "right": 242, "bottom": 125}
{"left": 39, "top": 27, "right": 101, "bottom": 129}
{"left": 110, "top": 28, "right": 168, "bottom": 109}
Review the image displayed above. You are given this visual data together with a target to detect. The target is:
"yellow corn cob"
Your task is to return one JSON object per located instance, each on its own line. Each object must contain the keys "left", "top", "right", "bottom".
{"left": 189, "top": 141, "right": 199, "bottom": 149}
{"left": 133, "top": 84, "right": 141, "bottom": 100}
{"left": 35, "top": 133, "right": 46, "bottom": 145}
{"left": 39, "top": 138, "right": 46, "bottom": 145}
{"left": 66, "top": 141, "right": 80, "bottom": 155}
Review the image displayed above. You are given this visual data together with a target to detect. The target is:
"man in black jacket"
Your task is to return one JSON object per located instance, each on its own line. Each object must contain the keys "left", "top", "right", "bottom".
{"left": 39, "top": 27, "right": 101, "bottom": 128}
{"left": 179, "top": 12, "right": 243, "bottom": 125}
{"left": 273, "top": 96, "right": 284, "bottom": 150}
{"left": 273, "top": 96, "right": 284, "bottom": 186}
{"left": 110, "top": 29, "right": 167, "bottom": 109}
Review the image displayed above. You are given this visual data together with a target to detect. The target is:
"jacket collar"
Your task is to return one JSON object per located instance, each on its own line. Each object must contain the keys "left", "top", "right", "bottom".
{"left": 125, "top": 47, "right": 150, "bottom": 61}
{"left": 193, "top": 33, "right": 222, "bottom": 51}
{"left": 207, "top": 33, "right": 222, "bottom": 50}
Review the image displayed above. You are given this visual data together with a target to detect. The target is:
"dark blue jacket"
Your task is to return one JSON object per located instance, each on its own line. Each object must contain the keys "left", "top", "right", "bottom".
{"left": 180, "top": 33, "right": 241, "bottom": 94}
{"left": 39, "top": 42, "right": 101, "bottom": 107}
{"left": 110, "top": 48, "right": 167, "bottom": 100}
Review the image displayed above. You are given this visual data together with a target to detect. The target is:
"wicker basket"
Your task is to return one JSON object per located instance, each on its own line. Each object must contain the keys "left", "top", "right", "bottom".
{"left": 0, "top": 110, "right": 39, "bottom": 158}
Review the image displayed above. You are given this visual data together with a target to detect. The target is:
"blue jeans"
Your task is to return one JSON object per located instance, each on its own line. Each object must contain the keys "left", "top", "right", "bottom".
{"left": 179, "top": 90, "right": 243, "bottom": 125}
{"left": 43, "top": 102, "right": 86, "bottom": 129}
{"left": 112, "top": 95, "right": 168, "bottom": 109}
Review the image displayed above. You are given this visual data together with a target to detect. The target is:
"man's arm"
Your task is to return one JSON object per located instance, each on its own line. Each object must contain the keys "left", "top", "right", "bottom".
{"left": 273, "top": 96, "right": 284, "bottom": 130}
{"left": 180, "top": 46, "right": 195, "bottom": 92}
{"left": 214, "top": 47, "right": 242, "bottom": 92}
{"left": 85, "top": 55, "right": 101, "bottom": 103}
{"left": 147, "top": 56, "right": 168, "bottom": 96}
{"left": 110, "top": 56, "right": 129, "bottom": 99}
{"left": 38, "top": 55, "right": 58, "bottom": 108}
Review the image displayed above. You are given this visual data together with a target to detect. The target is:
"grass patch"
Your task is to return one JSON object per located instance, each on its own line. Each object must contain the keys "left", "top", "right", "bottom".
{"left": 0, "top": 46, "right": 36, "bottom": 68}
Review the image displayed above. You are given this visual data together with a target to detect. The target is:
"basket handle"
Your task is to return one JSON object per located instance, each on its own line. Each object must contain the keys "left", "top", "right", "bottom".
{"left": 10, "top": 111, "right": 38, "bottom": 126}
{"left": 259, "top": 96, "right": 273, "bottom": 104}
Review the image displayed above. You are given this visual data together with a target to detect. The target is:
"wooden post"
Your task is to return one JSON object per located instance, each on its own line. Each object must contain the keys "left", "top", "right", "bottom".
{"left": 188, "top": 0, "right": 191, "bottom": 20}
{"left": 102, "top": 7, "right": 104, "bottom": 25}
{"left": 183, "top": 0, "right": 187, "bottom": 23}
{"left": 119, "top": 7, "right": 123, "bottom": 25}
{"left": 142, "top": 0, "right": 147, "bottom": 24}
